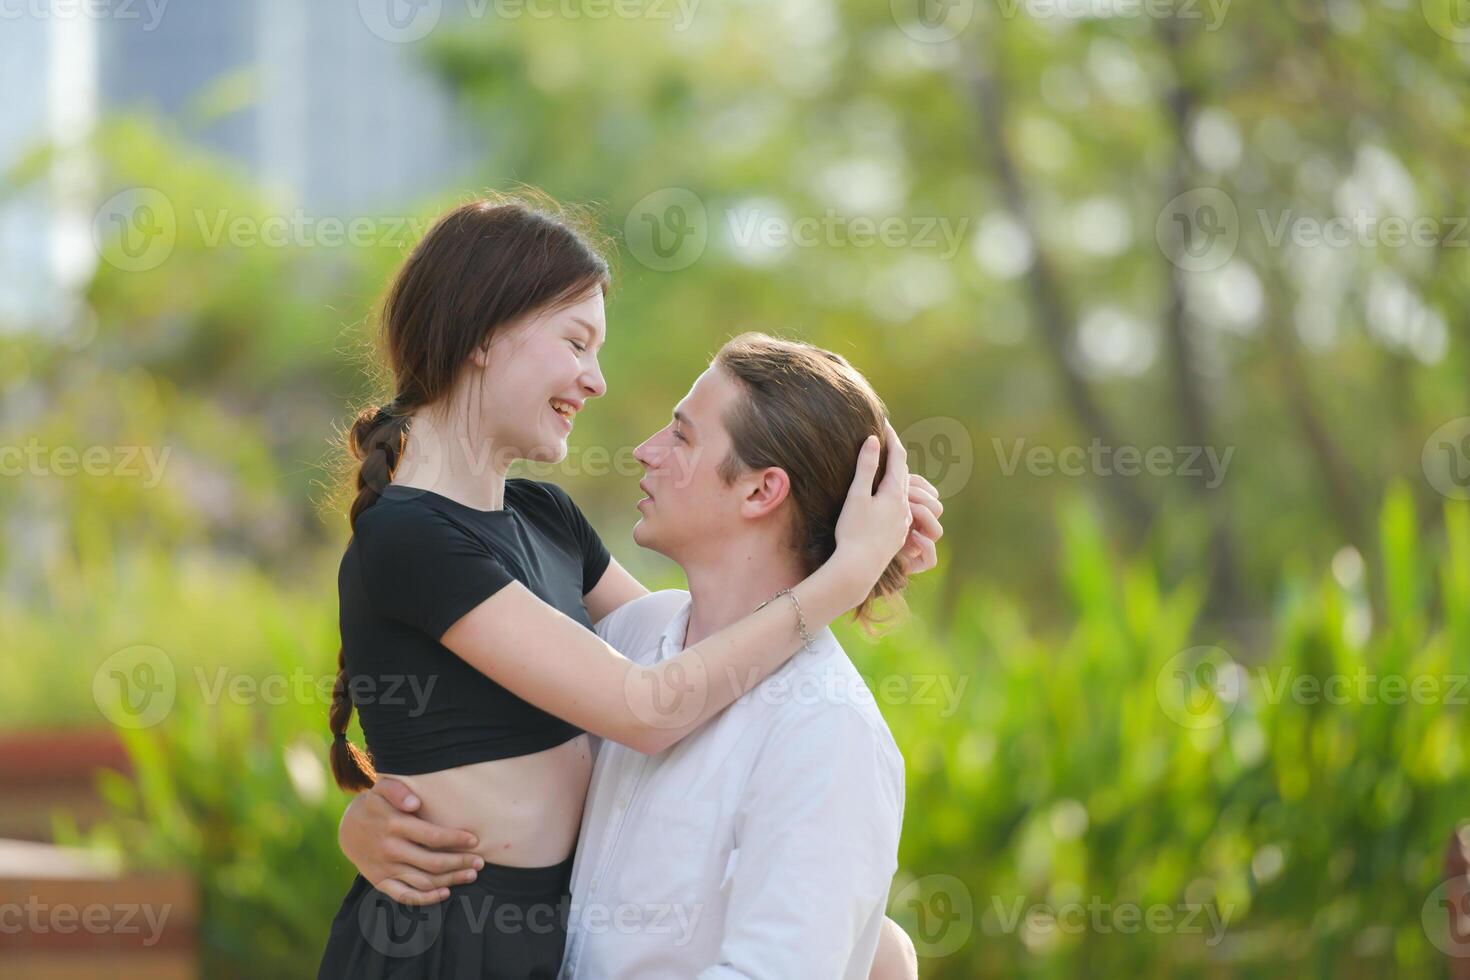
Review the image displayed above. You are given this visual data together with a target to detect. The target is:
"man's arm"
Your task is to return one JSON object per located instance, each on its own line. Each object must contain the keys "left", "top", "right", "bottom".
{"left": 582, "top": 557, "right": 650, "bottom": 624}
{"left": 338, "top": 779, "right": 483, "bottom": 905}
{"left": 697, "top": 702, "right": 905, "bottom": 979}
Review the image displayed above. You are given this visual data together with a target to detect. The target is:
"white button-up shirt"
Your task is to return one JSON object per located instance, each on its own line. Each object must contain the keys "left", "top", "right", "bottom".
{"left": 559, "top": 590, "right": 906, "bottom": 980}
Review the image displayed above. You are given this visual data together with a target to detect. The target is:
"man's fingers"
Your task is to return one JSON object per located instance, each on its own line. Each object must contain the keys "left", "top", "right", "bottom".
{"left": 394, "top": 814, "right": 479, "bottom": 851}
{"left": 388, "top": 838, "right": 484, "bottom": 875}
{"left": 373, "top": 777, "right": 420, "bottom": 813}
{"left": 374, "top": 877, "right": 448, "bottom": 907}
{"left": 394, "top": 866, "right": 478, "bottom": 893}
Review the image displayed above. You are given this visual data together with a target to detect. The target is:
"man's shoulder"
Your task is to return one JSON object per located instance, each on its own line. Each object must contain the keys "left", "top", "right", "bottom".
{"left": 593, "top": 589, "right": 688, "bottom": 664}
{"left": 759, "top": 634, "right": 902, "bottom": 759}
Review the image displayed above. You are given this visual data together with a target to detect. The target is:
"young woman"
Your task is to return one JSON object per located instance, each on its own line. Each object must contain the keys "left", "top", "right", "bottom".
{"left": 317, "top": 196, "right": 942, "bottom": 978}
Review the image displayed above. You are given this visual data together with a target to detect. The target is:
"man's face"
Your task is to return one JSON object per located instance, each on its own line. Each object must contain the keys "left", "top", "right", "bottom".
{"left": 631, "top": 366, "right": 747, "bottom": 562}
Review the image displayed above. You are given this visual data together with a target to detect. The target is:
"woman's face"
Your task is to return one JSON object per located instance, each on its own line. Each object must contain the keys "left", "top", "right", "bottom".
{"left": 473, "top": 289, "right": 608, "bottom": 465}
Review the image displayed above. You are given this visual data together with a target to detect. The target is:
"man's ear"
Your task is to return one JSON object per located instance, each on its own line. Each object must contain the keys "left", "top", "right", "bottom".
{"left": 741, "top": 467, "right": 792, "bottom": 519}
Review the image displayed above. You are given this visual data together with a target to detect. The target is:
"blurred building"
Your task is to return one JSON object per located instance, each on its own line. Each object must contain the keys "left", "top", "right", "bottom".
{"left": 0, "top": 0, "right": 478, "bottom": 332}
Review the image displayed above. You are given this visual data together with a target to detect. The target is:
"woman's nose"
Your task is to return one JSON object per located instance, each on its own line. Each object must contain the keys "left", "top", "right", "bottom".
{"left": 580, "top": 361, "right": 607, "bottom": 399}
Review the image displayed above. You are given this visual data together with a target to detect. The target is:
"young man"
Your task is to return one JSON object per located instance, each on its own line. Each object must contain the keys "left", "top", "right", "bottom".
{"left": 338, "top": 334, "right": 934, "bottom": 978}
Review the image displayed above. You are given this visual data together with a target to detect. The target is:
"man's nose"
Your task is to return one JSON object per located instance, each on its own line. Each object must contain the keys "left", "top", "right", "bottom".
{"left": 634, "top": 438, "right": 662, "bottom": 469}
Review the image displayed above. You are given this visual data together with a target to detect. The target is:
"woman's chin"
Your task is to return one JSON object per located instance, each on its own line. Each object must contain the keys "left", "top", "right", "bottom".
{"left": 524, "top": 439, "right": 568, "bottom": 465}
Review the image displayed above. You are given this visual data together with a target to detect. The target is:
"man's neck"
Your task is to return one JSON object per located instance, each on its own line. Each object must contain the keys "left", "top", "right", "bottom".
{"left": 680, "top": 543, "right": 806, "bottom": 649}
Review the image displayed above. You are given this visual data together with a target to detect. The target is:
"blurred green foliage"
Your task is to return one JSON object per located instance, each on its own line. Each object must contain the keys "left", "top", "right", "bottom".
{"left": 44, "top": 490, "right": 1468, "bottom": 977}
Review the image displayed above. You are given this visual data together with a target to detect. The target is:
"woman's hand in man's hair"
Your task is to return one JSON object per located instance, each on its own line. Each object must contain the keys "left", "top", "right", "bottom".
{"left": 900, "top": 472, "right": 945, "bottom": 576}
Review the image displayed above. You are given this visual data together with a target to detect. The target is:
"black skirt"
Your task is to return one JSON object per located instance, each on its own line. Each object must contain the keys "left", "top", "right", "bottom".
{"left": 318, "top": 855, "right": 574, "bottom": 979}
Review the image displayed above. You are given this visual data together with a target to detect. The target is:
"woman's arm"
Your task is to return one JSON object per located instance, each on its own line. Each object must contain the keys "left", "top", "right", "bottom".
{"left": 441, "top": 426, "right": 911, "bottom": 756}
{"left": 869, "top": 917, "right": 919, "bottom": 980}
{"left": 582, "top": 472, "right": 945, "bottom": 626}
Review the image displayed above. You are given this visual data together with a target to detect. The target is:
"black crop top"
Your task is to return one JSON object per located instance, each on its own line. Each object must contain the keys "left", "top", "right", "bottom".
{"left": 338, "top": 478, "right": 612, "bottom": 774}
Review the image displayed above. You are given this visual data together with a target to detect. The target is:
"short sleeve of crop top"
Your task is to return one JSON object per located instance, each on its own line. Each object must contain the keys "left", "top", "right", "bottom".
{"left": 352, "top": 502, "right": 516, "bottom": 639}
{"left": 351, "top": 480, "right": 611, "bottom": 640}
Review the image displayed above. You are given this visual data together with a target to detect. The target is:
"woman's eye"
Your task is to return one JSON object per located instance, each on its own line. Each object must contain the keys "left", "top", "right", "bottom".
{"left": 570, "top": 340, "right": 588, "bottom": 353}
{"left": 672, "top": 429, "right": 686, "bottom": 443}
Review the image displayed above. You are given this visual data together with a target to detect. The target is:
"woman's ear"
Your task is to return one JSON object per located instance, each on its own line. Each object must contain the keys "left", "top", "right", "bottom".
{"left": 468, "top": 342, "right": 493, "bottom": 369}
{"left": 741, "top": 467, "right": 792, "bottom": 519}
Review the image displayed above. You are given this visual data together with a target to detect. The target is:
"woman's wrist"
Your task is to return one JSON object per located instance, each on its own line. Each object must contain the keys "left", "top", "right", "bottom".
{"left": 800, "top": 551, "right": 873, "bottom": 621}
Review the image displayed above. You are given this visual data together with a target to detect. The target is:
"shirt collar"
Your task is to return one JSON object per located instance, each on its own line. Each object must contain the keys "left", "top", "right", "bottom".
{"left": 655, "top": 597, "right": 693, "bottom": 663}
{"left": 653, "top": 593, "right": 838, "bottom": 666}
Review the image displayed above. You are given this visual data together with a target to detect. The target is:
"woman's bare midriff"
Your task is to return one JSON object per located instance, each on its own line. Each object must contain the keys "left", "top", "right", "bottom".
{"left": 379, "top": 733, "right": 594, "bottom": 868}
